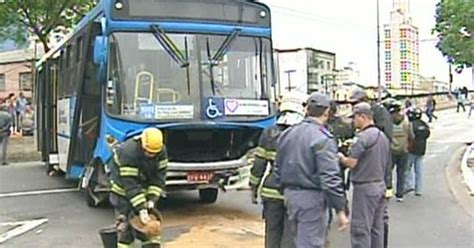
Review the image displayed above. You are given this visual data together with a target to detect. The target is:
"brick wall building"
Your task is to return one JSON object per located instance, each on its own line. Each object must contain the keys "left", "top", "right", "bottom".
{"left": 0, "top": 48, "right": 37, "bottom": 100}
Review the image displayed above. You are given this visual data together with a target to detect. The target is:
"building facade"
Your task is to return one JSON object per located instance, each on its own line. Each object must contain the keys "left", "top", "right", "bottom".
{"left": 419, "top": 76, "right": 449, "bottom": 93}
{"left": 383, "top": 0, "right": 420, "bottom": 92}
{"left": 274, "top": 47, "right": 336, "bottom": 98}
{"left": 0, "top": 48, "right": 37, "bottom": 100}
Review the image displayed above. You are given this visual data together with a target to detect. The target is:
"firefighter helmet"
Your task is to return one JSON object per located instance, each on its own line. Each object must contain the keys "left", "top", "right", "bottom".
{"left": 407, "top": 107, "right": 423, "bottom": 121}
{"left": 278, "top": 91, "right": 307, "bottom": 115}
{"left": 277, "top": 91, "right": 307, "bottom": 126}
{"left": 140, "top": 128, "right": 163, "bottom": 154}
{"left": 383, "top": 98, "right": 402, "bottom": 114}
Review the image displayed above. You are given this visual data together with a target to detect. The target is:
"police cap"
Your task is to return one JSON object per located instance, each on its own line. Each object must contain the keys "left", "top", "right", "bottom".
{"left": 306, "top": 92, "right": 331, "bottom": 108}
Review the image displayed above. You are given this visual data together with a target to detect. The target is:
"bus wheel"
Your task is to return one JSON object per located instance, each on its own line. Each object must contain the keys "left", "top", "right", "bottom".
{"left": 199, "top": 188, "right": 218, "bottom": 204}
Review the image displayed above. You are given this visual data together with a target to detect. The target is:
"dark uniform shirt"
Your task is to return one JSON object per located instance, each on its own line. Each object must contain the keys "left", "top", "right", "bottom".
{"left": 109, "top": 137, "right": 168, "bottom": 211}
{"left": 275, "top": 117, "right": 346, "bottom": 211}
{"left": 349, "top": 126, "right": 390, "bottom": 183}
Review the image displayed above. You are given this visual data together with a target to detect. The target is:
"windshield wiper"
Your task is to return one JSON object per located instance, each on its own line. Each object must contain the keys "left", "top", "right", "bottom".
{"left": 211, "top": 28, "right": 241, "bottom": 65}
{"left": 206, "top": 38, "right": 217, "bottom": 95}
{"left": 204, "top": 29, "right": 241, "bottom": 95}
{"left": 150, "top": 24, "right": 189, "bottom": 68}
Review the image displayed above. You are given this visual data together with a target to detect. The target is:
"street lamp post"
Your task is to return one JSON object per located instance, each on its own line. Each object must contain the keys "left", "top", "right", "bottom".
{"left": 376, "top": 0, "right": 382, "bottom": 103}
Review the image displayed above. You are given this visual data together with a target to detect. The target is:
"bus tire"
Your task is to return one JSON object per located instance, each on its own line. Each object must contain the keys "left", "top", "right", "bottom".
{"left": 199, "top": 188, "right": 218, "bottom": 204}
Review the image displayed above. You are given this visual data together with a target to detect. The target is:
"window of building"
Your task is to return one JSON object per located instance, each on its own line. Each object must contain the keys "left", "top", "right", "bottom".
{"left": 401, "top": 72, "right": 411, "bottom": 82}
{"left": 385, "top": 72, "right": 391, "bottom": 82}
{"left": 384, "top": 29, "right": 391, "bottom": 39}
{"left": 385, "top": 41, "right": 391, "bottom": 49}
{"left": 401, "top": 50, "right": 407, "bottom": 60}
{"left": 326, "top": 61, "right": 331, "bottom": 70}
{"left": 19, "top": 72, "right": 33, "bottom": 91}
{"left": 400, "top": 28, "right": 406, "bottom": 38}
{"left": 385, "top": 62, "right": 391, "bottom": 71}
{"left": 385, "top": 51, "right": 391, "bottom": 60}
{"left": 0, "top": 74, "right": 5, "bottom": 91}
{"left": 400, "top": 41, "right": 407, "bottom": 50}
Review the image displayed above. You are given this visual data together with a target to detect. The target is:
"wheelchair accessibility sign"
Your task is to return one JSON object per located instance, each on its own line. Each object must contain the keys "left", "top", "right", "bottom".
{"left": 204, "top": 97, "right": 224, "bottom": 119}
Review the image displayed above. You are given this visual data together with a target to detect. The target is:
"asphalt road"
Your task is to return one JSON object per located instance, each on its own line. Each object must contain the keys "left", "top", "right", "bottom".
{"left": 0, "top": 109, "right": 473, "bottom": 248}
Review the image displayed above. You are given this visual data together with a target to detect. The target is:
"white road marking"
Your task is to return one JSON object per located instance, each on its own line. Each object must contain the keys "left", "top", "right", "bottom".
{"left": 0, "top": 188, "right": 78, "bottom": 199}
{"left": 0, "top": 218, "right": 48, "bottom": 244}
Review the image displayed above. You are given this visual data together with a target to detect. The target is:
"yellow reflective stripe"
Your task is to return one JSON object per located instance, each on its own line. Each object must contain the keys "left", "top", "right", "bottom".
{"left": 119, "top": 167, "right": 139, "bottom": 177}
{"left": 147, "top": 185, "right": 163, "bottom": 196}
{"left": 142, "top": 236, "right": 162, "bottom": 245}
{"left": 117, "top": 243, "right": 132, "bottom": 248}
{"left": 113, "top": 153, "right": 122, "bottom": 165}
{"left": 255, "top": 147, "right": 267, "bottom": 158}
{"left": 249, "top": 174, "right": 261, "bottom": 186}
{"left": 130, "top": 193, "right": 146, "bottom": 207}
{"left": 159, "top": 159, "right": 168, "bottom": 169}
{"left": 266, "top": 151, "right": 276, "bottom": 161}
{"left": 260, "top": 187, "right": 284, "bottom": 200}
{"left": 111, "top": 183, "right": 126, "bottom": 196}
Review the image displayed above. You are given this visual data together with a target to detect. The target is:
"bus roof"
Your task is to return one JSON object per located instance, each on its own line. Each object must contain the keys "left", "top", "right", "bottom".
{"left": 36, "top": 0, "right": 272, "bottom": 67}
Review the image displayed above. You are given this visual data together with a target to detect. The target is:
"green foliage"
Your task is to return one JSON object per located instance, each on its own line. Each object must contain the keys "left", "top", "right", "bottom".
{"left": 0, "top": 0, "right": 97, "bottom": 52}
{"left": 433, "top": 0, "right": 474, "bottom": 71}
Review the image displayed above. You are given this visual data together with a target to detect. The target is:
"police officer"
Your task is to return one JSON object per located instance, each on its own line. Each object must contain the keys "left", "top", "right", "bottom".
{"left": 350, "top": 88, "right": 393, "bottom": 248}
{"left": 250, "top": 91, "right": 307, "bottom": 248}
{"left": 109, "top": 127, "right": 168, "bottom": 248}
{"left": 339, "top": 102, "right": 391, "bottom": 248}
{"left": 275, "top": 92, "right": 349, "bottom": 248}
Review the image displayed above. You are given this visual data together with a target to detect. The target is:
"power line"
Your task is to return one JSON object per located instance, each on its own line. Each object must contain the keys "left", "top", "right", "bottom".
{"left": 269, "top": 4, "right": 374, "bottom": 32}
{"left": 269, "top": 3, "right": 439, "bottom": 42}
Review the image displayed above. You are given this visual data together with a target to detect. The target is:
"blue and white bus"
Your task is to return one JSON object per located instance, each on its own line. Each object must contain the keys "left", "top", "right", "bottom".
{"left": 35, "top": 0, "right": 276, "bottom": 206}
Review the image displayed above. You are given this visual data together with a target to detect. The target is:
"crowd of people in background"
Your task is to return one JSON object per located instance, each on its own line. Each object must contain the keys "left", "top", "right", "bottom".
{"left": 2, "top": 92, "right": 34, "bottom": 136}
{"left": 0, "top": 92, "right": 34, "bottom": 166}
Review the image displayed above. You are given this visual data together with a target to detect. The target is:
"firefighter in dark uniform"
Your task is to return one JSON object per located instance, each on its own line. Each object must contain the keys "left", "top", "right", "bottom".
{"left": 327, "top": 100, "right": 354, "bottom": 190}
{"left": 325, "top": 100, "right": 353, "bottom": 246}
{"left": 339, "top": 102, "right": 391, "bottom": 248}
{"left": 250, "top": 91, "right": 307, "bottom": 248}
{"left": 275, "top": 92, "right": 349, "bottom": 248}
{"left": 109, "top": 127, "right": 168, "bottom": 248}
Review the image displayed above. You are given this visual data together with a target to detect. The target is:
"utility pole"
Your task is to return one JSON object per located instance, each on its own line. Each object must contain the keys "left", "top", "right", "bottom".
{"left": 376, "top": 0, "right": 382, "bottom": 103}
{"left": 448, "top": 62, "right": 453, "bottom": 93}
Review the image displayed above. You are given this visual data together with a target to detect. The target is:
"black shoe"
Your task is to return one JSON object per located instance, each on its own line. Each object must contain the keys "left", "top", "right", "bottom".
{"left": 2, "top": 162, "right": 8, "bottom": 166}
{"left": 403, "top": 188, "right": 414, "bottom": 195}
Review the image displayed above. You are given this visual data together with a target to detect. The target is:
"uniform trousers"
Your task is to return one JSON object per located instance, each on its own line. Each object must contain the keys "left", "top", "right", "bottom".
{"left": 351, "top": 181, "right": 386, "bottom": 248}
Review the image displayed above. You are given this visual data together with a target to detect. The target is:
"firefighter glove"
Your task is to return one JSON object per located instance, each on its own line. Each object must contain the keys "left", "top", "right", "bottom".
{"left": 385, "top": 188, "right": 394, "bottom": 198}
{"left": 146, "top": 200, "right": 155, "bottom": 210}
{"left": 139, "top": 209, "right": 151, "bottom": 224}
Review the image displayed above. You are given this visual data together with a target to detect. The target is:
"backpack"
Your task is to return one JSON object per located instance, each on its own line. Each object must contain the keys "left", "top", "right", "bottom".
{"left": 408, "top": 120, "right": 430, "bottom": 154}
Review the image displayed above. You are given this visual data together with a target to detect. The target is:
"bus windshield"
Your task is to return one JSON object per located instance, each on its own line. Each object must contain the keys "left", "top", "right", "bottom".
{"left": 106, "top": 32, "right": 273, "bottom": 122}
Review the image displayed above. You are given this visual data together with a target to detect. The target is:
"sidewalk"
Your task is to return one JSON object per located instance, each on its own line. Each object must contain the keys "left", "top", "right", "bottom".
{"left": 7, "top": 135, "right": 41, "bottom": 163}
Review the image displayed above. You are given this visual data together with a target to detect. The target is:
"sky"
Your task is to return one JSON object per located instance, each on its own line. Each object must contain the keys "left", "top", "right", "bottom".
{"left": 262, "top": 0, "right": 472, "bottom": 88}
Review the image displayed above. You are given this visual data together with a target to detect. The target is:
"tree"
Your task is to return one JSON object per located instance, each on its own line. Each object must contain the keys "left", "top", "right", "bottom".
{"left": 0, "top": 0, "right": 97, "bottom": 52}
{"left": 433, "top": 0, "right": 474, "bottom": 71}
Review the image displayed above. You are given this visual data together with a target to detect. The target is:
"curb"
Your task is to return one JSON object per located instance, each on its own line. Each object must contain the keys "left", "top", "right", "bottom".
{"left": 445, "top": 146, "right": 474, "bottom": 218}
{"left": 460, "top": 144, "right": 474, "bottom": 196}
{"left": 4, "top": 161, "right": 44, "bottom": 167}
